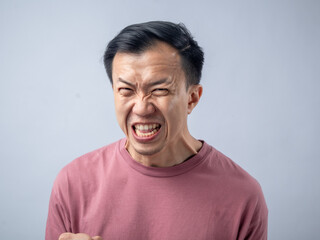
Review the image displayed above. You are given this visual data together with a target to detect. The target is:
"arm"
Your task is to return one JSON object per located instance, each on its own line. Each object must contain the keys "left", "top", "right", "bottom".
{"left": 245, "top": 214, "right": 268, "bottom": 240}
{"left": 45, "top": 185, "right": 71, "bottom": 240}
{"left": 243, "top": 184, "right": 268, "bottom": 240}
{"left": 45, "top": 170, "right": 102, "bottom": 240}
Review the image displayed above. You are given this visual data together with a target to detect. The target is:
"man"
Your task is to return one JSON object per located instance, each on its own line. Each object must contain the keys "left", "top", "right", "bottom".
{"left": 46, "top": 21, "right": 268, "bottom": 240}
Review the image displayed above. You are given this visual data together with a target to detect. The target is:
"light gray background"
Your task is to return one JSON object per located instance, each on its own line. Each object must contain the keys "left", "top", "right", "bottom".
{"left": 1, "top": 0, "right": 319, "bottom": 239}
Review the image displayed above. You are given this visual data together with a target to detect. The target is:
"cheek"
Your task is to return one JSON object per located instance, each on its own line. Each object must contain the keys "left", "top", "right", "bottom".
{"left": 114, "top": 98, "right": 130, "bottom": 132}
{"left": 164, "top": 97, "right": 188, "bottom": 124}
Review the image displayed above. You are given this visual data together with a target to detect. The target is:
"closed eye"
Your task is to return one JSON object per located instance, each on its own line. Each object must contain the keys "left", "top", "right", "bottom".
{"left": 152, "top": 88, "right": 169, "bottom": 96}
{"left": 119, "top": 88, "right": 134, "bottom": 96}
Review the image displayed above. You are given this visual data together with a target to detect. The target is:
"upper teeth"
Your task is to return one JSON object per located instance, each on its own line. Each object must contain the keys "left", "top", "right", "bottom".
{"left": 135, "top": 124, "right": 159, "bottom": 130}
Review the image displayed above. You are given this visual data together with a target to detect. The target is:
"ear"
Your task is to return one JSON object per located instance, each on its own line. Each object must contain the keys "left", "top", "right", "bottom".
{"left": 187, "top": 84, "right": 203, "bottom": 114}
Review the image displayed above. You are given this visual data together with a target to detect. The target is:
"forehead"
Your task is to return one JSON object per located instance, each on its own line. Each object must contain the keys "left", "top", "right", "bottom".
{"left": 112, "top": 42, "right": 182, "bottom": 80}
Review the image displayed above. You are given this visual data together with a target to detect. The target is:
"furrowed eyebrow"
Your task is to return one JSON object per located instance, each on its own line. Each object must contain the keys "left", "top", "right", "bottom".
{"left": 148, "top": 78, "right": 171, "bottom": 87}
{"left": 117, "top": 78, "right": 171, "bottom": 88}
{"left": 117, "top": 78, "right": 135, "bottom": 87}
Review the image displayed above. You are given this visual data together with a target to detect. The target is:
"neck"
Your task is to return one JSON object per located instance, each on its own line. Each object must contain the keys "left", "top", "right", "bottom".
{"left": 128, "top": 135, "right": 203, "bottom": 168}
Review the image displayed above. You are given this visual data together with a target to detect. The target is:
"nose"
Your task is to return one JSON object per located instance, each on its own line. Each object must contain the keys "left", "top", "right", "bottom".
{"left": 132, "top": 95, "right": 155, "bottom": 117}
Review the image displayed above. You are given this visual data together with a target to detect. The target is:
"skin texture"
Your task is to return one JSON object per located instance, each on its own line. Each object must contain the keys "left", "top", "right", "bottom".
{"left": 112, "top": 41, "right": 203, "bottom": 167}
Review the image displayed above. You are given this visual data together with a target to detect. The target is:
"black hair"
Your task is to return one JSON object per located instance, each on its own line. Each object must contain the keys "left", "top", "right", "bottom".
{"left": 103, "top": 21, "right": 204, "bottom": 87}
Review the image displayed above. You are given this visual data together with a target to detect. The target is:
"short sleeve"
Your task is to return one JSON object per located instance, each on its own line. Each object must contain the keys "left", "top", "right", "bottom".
{"left": 45, "top": 172, "right": 71, "bottom": 240}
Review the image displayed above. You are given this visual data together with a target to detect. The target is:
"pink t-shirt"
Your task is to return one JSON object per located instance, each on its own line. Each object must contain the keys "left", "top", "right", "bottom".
{"left": 46, "top": 139, "right": 268, "bottom": 240}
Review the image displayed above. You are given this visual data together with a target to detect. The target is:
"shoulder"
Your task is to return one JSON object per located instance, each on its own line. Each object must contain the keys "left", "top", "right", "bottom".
{"left": 203, "top": 142, "right": 266, "bottom": 201}
{"left": 66, "top": 139, "right": 121, "bottom": 170}
{"left": 203, "top": 142, "right": 268, "bottom": 224}
{"left": 53, "top": 139, "right": 123, "bottom": 191}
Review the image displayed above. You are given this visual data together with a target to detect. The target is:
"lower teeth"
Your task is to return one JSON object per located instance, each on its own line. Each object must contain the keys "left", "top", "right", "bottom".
{"left": 136, "top": 129, "right": 158, "bottom": 137}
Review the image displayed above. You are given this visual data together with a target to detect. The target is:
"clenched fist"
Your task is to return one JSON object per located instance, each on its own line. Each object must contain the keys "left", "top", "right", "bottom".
{"left": 58, "top": 233, "right": 103, "bottom": 240}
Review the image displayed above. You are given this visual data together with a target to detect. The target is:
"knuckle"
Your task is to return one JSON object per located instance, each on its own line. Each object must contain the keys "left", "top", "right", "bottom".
{"left": 58, "top": 232, "right": 73, "bottom": 240}
{"left": 92, "top": 236, "right": 103, "bottom": 240}
{"left": 75, "top": 233, "right": 92, "bottom": 240}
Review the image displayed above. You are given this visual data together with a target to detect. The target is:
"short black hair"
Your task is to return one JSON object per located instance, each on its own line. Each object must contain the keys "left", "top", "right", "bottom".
{"left": 103, "top": 21, "right": 204, "bottom": 87}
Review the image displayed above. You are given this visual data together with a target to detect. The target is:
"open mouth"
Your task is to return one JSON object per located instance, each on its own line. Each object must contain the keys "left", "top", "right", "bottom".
{"left": 133, "top": 123, "right": 161, "bottom": 138}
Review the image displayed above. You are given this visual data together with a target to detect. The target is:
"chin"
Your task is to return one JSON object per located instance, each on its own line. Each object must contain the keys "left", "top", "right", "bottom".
{"left": 129, "top": 140, "right": 165, "bottom": 157}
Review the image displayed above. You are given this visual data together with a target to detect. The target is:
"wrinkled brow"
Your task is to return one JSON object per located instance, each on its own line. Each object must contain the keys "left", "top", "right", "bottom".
{"left": 117, "top": 78, "right": 135, "bottom": 87}
{"left": 148, "top": 78, "right": 172, "bottom": 86}
{"left": 117, "top": 78, "right": 172, "bottom": 87}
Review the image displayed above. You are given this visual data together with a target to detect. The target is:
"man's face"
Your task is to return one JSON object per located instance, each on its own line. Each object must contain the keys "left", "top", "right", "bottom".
{"left": 112, "top": 42, "right": 200, "bottom": 164}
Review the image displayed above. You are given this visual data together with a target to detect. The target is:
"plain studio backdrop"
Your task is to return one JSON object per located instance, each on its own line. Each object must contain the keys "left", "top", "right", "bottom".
{"left": 0, "top": 0, "right": 319, "bottom": 239}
